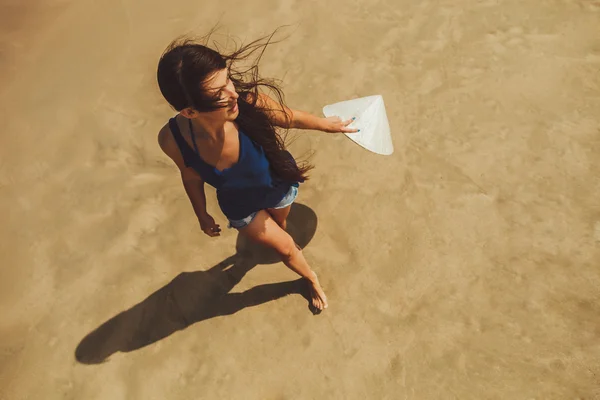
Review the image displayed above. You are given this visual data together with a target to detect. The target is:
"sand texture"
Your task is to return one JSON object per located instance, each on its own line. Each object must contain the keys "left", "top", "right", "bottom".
{"left": 1, "top": 0, "right": 600, "bottom": 398}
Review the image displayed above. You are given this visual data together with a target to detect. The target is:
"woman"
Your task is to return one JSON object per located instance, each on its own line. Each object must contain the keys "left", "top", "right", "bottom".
{"left": 156, "top": 35, "right": 356, "bottom": 311}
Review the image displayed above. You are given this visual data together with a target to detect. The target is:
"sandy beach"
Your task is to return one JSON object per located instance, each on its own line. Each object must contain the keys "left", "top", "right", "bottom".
{"left": 1, "top": 0, "right": 600, "bottom": 398}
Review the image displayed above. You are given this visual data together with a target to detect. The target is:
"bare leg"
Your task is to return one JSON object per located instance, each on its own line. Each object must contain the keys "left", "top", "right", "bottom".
{"left": 266, "top": 204, "right": 292, "bottom": 230}
{"left": 239, "top": 210, "right": 328, "bottom": 310}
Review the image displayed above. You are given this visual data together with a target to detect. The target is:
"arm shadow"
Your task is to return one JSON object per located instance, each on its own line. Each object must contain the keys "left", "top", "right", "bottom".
{"left": 75, "top": 203, "right": 317, "bottom": 365}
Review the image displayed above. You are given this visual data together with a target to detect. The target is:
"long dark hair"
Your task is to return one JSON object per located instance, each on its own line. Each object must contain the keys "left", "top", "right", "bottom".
{"left": 156, "top": 31, "right": 313, "bottom": 182}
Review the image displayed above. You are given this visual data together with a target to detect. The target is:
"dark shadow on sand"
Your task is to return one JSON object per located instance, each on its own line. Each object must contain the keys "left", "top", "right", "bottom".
{"left": 75, "top": 203, "right": 318, "bottom": 365}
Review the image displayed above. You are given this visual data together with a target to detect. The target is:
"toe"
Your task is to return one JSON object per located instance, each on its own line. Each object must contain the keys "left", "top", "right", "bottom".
{"left": 315, "top": 298, "right": 323, "bottom": 310}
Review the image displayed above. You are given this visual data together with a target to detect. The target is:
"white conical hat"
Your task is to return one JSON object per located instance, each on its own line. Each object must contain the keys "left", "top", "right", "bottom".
{"left": 322, "top": 95, "right": 393, "bottom": 155}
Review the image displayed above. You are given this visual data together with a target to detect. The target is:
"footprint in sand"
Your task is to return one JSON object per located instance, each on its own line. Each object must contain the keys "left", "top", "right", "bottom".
{"left": 594, "top": 221, "right": 600, "bottom": 242}
{"left": 485, "top": 26, "right": 529, "bottom": 54}
{"left": 96, "top": 103, "right": 148, "bottom": 134}
{"left": 456, "top": 57, "right": 486, "bottom": 86}
{"left": 108, "top": 197, "right": 167, "bottom": 255}
{"left": 417, "top": 69, "right": 444, "bottom": 95}
{"left": 577, "top": 0, "right": 600, "bottom": 12}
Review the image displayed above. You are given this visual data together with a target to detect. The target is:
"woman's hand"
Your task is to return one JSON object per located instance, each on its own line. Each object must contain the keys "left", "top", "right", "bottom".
{"left": 199, "top": 214, "right": 221, "bottom": 237}
{"left": 319, "top": 116, "right": 359, "bottom": 134}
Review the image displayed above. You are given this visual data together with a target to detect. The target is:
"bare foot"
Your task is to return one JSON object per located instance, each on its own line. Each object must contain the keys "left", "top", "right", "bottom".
{"left": 307, "top": 272, "right": 328, "bottom": 311}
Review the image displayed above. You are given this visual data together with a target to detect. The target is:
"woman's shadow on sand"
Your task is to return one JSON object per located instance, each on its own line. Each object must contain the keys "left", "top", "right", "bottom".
{"left": 75, "top": 203, "right": 318, "bottom": 365}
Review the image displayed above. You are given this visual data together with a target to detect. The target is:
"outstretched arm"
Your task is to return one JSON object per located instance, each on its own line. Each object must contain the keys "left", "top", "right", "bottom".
{"left": 256, "top": 93, "right": 358, "bottom": 133}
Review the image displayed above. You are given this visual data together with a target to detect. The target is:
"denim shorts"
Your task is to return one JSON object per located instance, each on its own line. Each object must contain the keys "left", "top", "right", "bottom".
{"left": 227, "top": 185, "right": 299, "bottom": 229}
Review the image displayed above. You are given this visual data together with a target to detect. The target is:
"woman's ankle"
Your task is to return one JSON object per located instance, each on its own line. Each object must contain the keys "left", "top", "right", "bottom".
{"left": 305, "top": 271, "right": 319, "bottom": 284}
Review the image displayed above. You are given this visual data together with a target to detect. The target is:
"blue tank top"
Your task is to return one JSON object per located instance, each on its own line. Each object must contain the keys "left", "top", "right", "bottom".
{"left": 168, "top": 118, "right": 298, "bottom": 220}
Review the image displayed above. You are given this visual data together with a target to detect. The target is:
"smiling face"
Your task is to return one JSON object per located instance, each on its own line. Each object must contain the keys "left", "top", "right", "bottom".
{"left": 199, "top": 68, "right": 240, "bottom": 122}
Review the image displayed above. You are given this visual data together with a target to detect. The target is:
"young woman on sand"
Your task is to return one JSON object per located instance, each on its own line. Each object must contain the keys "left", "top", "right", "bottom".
{"left": 156, "top": 34, "right": 357, "bottom": 311}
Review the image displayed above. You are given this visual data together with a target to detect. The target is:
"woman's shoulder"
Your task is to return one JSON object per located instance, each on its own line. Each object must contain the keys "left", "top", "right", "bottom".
{"left": 157, "top": 118, "right": 202, "bottom": 176}
{"left": 158, "top": 117, "right": 182, "bottom": 157}
{"left": 158, "top": 120, "right": 170, "bottom": 143}
{"left": 158, "top": 120, "right": 173, "bottom": 147}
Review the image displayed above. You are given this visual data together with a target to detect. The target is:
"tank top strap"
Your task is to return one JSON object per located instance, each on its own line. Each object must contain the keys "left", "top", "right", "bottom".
{"left": 168, "top": 117, "right": 196, "bottom": 167}
{"left": 188, "top": 119, "right": 201, "bottom": 155}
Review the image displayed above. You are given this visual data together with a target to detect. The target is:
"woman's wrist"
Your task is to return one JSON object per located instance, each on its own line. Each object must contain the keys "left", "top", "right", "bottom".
{"left": 312, "top": 117, "right": 328, "bottom": 131}
{"left": 197, "top": 212, "right": 210, "bottom": 220}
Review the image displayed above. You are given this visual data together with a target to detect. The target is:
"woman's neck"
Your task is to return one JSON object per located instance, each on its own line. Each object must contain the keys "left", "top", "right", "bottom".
{"left": 189, "top": 116, "right": 226, "bottom": 142}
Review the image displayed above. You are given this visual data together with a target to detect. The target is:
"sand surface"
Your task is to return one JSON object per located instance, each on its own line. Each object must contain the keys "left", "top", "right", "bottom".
{"left": 1, "top": 0, "right": 600, "bottom": 398}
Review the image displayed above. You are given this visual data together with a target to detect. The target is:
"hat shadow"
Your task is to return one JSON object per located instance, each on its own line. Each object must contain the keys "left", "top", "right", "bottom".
{"left": 75, "top": 203, "right": 318, "bottom": 365}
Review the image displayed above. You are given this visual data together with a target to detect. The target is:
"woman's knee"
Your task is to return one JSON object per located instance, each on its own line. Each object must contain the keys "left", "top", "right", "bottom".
{"left": 275, "top": 236, "right": 298, "bottom": 262}
{"left": 242, "top": 211, "right": 296, "bottom": 259}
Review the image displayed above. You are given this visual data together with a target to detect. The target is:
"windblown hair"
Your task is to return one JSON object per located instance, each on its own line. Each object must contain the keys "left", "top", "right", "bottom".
{"left": 156, "top": 30, "right": 312, "bottom": 182}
